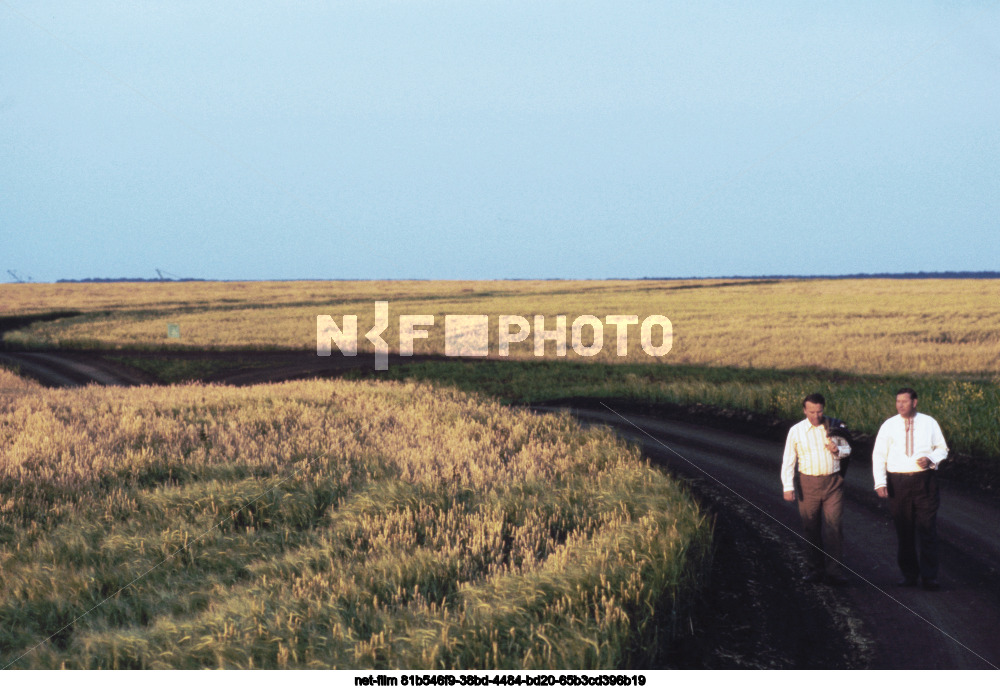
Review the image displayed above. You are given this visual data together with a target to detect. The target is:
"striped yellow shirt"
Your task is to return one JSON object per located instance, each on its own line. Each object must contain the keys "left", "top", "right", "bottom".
{"left": 781, "top": 418, "right": 845, "bottom": 492}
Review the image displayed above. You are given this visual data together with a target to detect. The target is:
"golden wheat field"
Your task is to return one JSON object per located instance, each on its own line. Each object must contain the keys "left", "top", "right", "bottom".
{"left": 2, "top": 279, "right": 998, "bottom": 375}
{"left": 0, "top": 367, "right": 709, "bottom": 669}
{"left": 1, "top": 278, "right": 997, "bottom": 668}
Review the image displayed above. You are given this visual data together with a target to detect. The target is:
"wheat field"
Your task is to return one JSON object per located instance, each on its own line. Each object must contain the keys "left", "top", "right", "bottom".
{"left": 1, "top": 279, "right": 996, "bottom": 668}
{"left": 0, "top": 367, "right": 709, "bottom": 669}
{"left": 4, "top": 278, "right": 999, "bottom": 375}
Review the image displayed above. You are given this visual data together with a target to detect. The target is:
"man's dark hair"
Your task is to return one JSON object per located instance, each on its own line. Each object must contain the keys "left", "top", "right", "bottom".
{"left": 803, "top": 393, "right": 826, "bottom": 407}
{"left": 896, "top": 387, "right": 918, "bottom": 400}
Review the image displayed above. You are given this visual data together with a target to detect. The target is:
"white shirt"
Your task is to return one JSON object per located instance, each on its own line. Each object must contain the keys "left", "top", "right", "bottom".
{"left": 781, "top": 418, "right": 849, "bottom": 492}
{"left": 872, "top": 412, "right": 949, "bottom": 490}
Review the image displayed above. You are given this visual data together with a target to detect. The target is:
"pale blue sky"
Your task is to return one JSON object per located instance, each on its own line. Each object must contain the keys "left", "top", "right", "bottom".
{"left": 2, "top": 1, "right": 997, "bottom": 281}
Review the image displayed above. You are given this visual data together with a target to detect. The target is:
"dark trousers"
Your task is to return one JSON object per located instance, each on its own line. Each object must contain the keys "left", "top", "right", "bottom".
{"left": 797, "top": 473, "right": 845, "bottom": 576}
{"left": 887, "top": 471, "right": 940, "bottom": 581}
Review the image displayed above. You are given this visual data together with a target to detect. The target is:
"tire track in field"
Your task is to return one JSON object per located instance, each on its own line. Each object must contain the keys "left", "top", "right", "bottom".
{"left": 0, "top": 352, "right": 149, "bottom": 387}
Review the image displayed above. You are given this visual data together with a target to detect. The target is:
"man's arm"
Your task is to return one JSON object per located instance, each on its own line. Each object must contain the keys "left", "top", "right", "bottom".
{"left": 828, "top": 418, "right": 852, "bottom": 458}
{"left": 919, "top": 417, "right": 950, "bottom": 469}
{"left": 872, "top": 422, "right": 890, "bottom": 496}
{"left": 780, "top": 427, "right": 798, "bottom": 501}
{"left": 929, "top": 417, "right": 949, "bottom": 466}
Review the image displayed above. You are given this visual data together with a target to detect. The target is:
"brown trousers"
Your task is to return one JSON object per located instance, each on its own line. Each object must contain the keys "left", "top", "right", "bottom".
{"left": 796, "top": 473, "right": 845, "bottom": 576}
{"left": 887, "top": 471, "right": 940, "bottom": 581}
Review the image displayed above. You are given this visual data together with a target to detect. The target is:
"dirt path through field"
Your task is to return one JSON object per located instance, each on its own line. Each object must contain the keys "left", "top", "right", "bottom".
{"left": 0, "top": 351, "right": 156, "bottom": 386}
{"left": 546, "top": 404, "right": 1000, "bottom": 669}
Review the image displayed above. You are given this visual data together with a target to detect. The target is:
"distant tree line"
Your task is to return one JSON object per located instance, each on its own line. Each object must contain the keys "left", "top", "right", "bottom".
{"left": 43, "top": 271, "right": 1000, "bottom": 283}
{"left": 642, "top": 271, "right": 1000, "bottom": 280}
{"left": 55, "top": 277, "right": 205, "bottom": 283}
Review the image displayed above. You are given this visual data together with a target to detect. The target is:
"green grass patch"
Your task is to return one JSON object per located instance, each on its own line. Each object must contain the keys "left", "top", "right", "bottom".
{"left": 347, "top": 359, "right": 1000, "bottom": 460}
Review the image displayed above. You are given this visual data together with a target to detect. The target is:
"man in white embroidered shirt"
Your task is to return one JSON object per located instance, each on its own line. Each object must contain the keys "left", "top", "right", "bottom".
{"left": 781, "top": 393, "right": 852, "bottom": 586}
{"left": 873, "top": 387, "right": 949, "bottom": 591}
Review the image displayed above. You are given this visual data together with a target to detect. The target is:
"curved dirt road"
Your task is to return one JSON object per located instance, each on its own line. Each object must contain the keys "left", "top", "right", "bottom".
{"left": 0, "top": 351, "right": 154, "bottom": 387}
{"left": 3, "top": 351, "right": 998, "bottom": 668}
{"left": 545, "top": 404, "right": 1000, "bottom": 670}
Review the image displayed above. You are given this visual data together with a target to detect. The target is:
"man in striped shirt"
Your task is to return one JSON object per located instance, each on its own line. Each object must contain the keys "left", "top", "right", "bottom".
{"left": 781, "top": 393, "right": 852, "bottom": 585}
{"left": 873, "top": 387, "right": 949, "bottom": 591}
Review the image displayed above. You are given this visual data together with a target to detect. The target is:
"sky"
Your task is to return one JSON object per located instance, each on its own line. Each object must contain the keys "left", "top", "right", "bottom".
{"left": 2, "top": 1, "right": 998, "bottom": 281}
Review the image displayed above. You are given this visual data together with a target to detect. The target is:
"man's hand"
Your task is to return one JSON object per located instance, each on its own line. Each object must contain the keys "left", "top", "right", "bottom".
{"left": 876, "top": 486, "right": 888, "bottom": 499}
{"left": 916, "top": 457, "right": 933, "bottom": 470}
{"left": 783, "top": 490, "right": 796, "bottom": 502}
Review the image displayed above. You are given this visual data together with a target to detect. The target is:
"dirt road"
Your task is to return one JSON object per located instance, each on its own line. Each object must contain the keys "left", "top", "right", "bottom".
{"left": 3, "top": 350, "right": 998, "bottom": 668}
{"left": 547, "top": 404, "right": 1000, "bottom": 669}
{"left": 0, "top": 351, "right": 154, "bottom": 387}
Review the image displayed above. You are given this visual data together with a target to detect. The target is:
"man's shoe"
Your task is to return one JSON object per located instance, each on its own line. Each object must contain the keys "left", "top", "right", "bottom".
{"left": 825, "top": 574, "right": 849, "bottom": 586}
{"left": 802, "top": 572, "right": 823, "bottom": 583}
{"left": 921, "top": 579, "right": 941, "bottom": 591}
{"left": 896, "top": 577, "right": 919, "bottom": 587}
